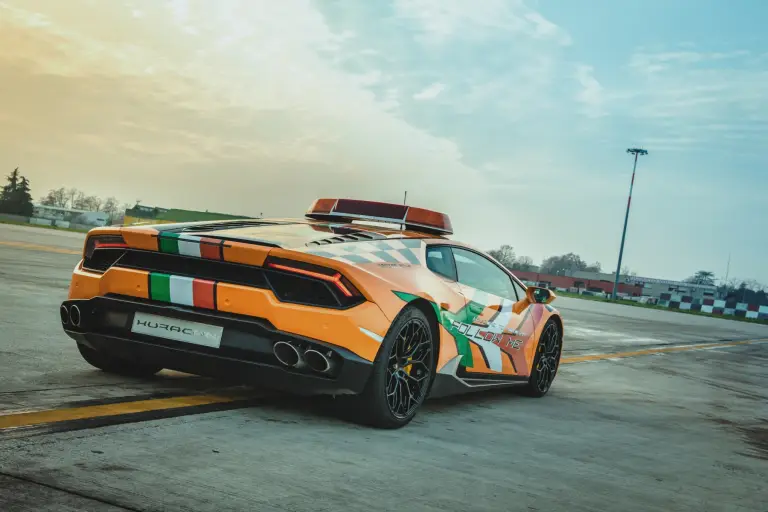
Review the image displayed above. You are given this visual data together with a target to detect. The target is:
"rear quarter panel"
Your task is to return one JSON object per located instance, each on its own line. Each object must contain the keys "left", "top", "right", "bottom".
{"left": 292, "top": 239, "right": 467, "bottom": 372}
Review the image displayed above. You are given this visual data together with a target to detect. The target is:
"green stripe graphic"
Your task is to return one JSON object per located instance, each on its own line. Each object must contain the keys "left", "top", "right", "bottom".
{"left": 393, "top": 290, "right": 476, "bottom": 367}
{"left": 150, "top": 273, "right": 172, "bottom": 302}
{"left": 158, "top": 233, "right": 180, "bottom": 254}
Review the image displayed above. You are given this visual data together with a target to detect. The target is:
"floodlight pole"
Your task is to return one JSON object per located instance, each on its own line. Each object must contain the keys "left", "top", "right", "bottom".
{"left": 611, "top": 147, "right": 648, "bottom": 300}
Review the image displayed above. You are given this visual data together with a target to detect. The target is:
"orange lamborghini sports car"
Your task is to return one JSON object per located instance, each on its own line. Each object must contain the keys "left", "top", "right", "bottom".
{"left": 60, "top": 198, "right": 564, "bottom": 428}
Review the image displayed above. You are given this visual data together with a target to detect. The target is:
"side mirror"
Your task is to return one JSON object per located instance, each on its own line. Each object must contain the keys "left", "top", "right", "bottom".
{"left": 526, "top": 286, "right": 556, "bottom": 304}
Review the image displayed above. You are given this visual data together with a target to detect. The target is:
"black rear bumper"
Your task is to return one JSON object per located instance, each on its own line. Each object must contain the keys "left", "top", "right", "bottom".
{"left": 60, "top": 296, "right": 374, "bottom": 396}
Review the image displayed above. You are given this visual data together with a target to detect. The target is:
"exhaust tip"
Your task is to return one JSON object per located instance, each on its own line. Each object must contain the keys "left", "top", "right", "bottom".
{"left": 60, "top": 305, "right": 70, "bottom": 325}
{"left": 304, "top": 349, "right": 332, "bottom": 373}
{"left": 273, "top": 341, "right": 301, "bottom": 367}
{"left": 70, "top": 304, "right": 81, "bottom": 327}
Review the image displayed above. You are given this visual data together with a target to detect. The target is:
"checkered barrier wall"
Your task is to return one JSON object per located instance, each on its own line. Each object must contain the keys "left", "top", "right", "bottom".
{"left": 657, "top": 293, "right": 768, "bottom": 320}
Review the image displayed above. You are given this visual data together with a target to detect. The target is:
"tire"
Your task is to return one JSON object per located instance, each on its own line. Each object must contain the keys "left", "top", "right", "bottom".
{"left": 521, "top": 318, "right": 562, "bottom": 397}
{"left": 346, "top": 305, "right": 437, "bottom": 429}
{"left": 77, "top": 343, "right": 163, "bottom": 378}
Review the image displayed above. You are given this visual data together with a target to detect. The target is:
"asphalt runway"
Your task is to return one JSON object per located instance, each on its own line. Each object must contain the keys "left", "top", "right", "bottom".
{"left": 1, "top": 224, "right": 766, "bottom": 512}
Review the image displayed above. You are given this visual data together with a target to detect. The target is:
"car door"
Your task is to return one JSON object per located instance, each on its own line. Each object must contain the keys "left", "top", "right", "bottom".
{"left": 449, "top": 247, "right": 537, "bottom": 378}
{"left": 424, "top": 244, "right": 477, "bottom": 371}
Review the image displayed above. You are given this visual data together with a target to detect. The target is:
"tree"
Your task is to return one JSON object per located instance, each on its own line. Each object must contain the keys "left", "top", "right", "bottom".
{"left": 102, "top": 196, "right": 121, "bottom": 221}
{"left": 40, "top": 187, "right": 69, "bottom": 208}
{"left": 0, "top": 167, "right": 34, "bottom": 216}
{"left": 539, "top": 252, "right": 589, "bottom": 275}
{"left": 584, "top": 261, "right": 602, "bottom": 273}
{"left": 15, "top": 176, "right": 33, "bottom": 216}
{"left": 620, "top": 265, "right": 637, "bottom": 278}
{"left": 73, "top": 194, "right": 103, "bottom": 211}
{"left": 487, "top": 244, "right": 516, "bottom": 269}
{"left": 511, "top": 255, "right": 536, "bottom": 272}
{"left": 685, "top": 270, "right": 715, "bottom": 286}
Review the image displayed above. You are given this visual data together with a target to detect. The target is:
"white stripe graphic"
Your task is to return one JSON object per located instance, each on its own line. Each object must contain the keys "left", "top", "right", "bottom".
{"left": 336, "top": 256, "right": 368, "bottom": 265}
{"left": 466, "top": 290, "right": 505, "bottom": 372}
{"left": 409, "top": 247, "right": 424, "bottom": 265}
{"left": 169, "top": 275, "right": 195, "bottom": 306}
{"left": 471, "top": 290, "right": 489, "bottom": 308}
{"left": 177, "top": 235, "right": 202, "bottom": 258}
{"left": 489, "top": 299, "right": 514, "bottom": 330}
{"left": 359, "top": 327, "right": 384, "bottom": 343}
{"left": 358, "top": 252, "right": 388, "bottom": 263}
{"left": 470, "top": 338, "right": 504, "bottom": 372}
{"left": 387, "top": 249, "right": 411, "bottom": 264}
{"left": 383, "top": 240, "right": 408, "bottom": 250}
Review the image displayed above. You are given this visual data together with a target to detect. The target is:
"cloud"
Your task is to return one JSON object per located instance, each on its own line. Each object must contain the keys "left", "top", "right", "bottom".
{"left": 413, "top": 82, "right": 445, "bottom": 100}
{"left": 2, "top": 1, "right": 764, "bottom": 283}
{"left": 0, "top": 0, "right": 492, "bottom": 228}
{"left": 618, "top": 48, "right": 768, "bottom": 152}
{"left": 574, "top": 64, "right": 606, "bottom": 118}
{"left": 392, "top": 0, "right": 571, "bottom": 45}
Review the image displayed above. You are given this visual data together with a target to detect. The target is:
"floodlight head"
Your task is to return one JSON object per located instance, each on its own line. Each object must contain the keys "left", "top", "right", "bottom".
{"left": 626, "top": 148, "right": 648, "bottom": 156}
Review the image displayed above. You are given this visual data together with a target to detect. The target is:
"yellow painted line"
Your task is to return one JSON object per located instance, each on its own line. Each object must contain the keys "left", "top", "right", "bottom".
{"left": 561, "top": 338, "right": 768, "bottom": 364}
{"left": 0, "top": 241, "right": 80, "bottom": 255}
{"left": 1, "top": 339, "right": 765, "bottom": 431}
{"left": 0, "top": 394, "right": 243, "bottom": 430}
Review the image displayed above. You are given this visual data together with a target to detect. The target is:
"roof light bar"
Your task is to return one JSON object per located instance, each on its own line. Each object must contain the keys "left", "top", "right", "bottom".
{"left": 305, "top": 198, "right": 453, "bottom": 235}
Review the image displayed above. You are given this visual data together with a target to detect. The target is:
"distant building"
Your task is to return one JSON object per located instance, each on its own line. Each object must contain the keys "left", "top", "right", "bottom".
{"left": 625, "top": 276, "right": 718, "bottom": 302}
{"left": 123, "top": 204, "right": 253, "bottom": 226}
{"left": 510, "top": 270, "right": 644, "bottom": 297}
{"left": 32, "top": 204, "right": 109, "bottom": 227}
{"left": 511, "top": 267, "right": 720, "bottom": 303}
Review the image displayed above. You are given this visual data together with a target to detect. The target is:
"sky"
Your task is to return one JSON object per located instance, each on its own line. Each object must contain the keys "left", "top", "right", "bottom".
{"left": 1, "top": 0, "right": 766, "bottom": 284}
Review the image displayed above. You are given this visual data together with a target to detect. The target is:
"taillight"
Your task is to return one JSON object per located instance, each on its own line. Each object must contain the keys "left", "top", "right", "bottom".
{"left": 264, "top": 256, "right": 364, "bottom": 308}
{"left": 83, "top": 235, "right": 128, "bottom": 272}
{"left": 267, "top": 262, "right": 353, "bottom": 297}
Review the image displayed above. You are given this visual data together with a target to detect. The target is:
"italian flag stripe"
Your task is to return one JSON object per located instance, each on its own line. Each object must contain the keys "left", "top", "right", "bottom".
{"left": 149, "top": 273, "right": 216, "bottom": 309}
{"left": 199, "top": 237, "right": 222, "bottom": 259}
{"left": 157, "top": 233, "right": 222, "bottom": 260}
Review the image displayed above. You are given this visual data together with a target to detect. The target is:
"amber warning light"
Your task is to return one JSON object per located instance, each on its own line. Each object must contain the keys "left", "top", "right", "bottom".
{"left": 305, "top": 198, "right": 453, "bottom": 235}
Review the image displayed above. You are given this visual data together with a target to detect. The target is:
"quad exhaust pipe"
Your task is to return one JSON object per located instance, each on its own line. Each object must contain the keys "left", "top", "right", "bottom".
{"left": 273, "top": 341, "right": 306, "bottom": 369}
{"left": 304, "top": 349, "right": 335, "bottom": 374}
{"left": 272, "top": 342, "right": 336, "bottom": 374}
{"left": 70, "top": 304, "right": 82, "bottom": 327}
{"left": 60, "top": 303, "right": 82, "bottom": 327}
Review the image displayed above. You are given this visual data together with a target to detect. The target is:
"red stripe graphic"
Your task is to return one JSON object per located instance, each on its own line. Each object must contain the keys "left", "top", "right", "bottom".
{"left": 199, "top": 237, "right": 222, "bottom": 260}
{"left": 193, "top": 279, "right": 216, "bottom": 309}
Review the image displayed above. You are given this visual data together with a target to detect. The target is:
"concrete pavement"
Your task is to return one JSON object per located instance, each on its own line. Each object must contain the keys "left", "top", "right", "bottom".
{"left": 1, "top": 223, "right": 766, "bottom": 511}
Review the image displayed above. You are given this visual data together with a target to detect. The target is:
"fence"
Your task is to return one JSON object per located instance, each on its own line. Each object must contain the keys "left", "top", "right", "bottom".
{"left": 656, "top": 293, "right": 768, "bottom": 320}
{"left": 0, "top": 213, "right": 31, "bottom": 223}
{"left": 0, "top": 214, "right": 92, "bottom": 232}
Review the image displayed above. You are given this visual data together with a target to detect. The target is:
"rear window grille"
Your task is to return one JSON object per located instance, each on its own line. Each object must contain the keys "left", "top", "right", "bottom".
{"left": 307, "top": 231, "right": 385, "bottom": 246}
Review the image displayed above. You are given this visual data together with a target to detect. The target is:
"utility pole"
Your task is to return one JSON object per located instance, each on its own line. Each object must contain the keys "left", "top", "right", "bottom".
{"left": 611, "top": 147, "right": 648, "bottom": 300}
{"left": 403, "top": 191, "right": 407, "bottom": 205}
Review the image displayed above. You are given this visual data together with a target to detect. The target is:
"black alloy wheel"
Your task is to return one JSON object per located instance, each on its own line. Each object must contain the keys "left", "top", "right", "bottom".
{"left": 522, "top": 318, "right": 561, "bottom": 397}
{"left": 345, "top": 305, "right": 436, "bottom": 429}
{"left": 385, "top": 315, "right": 433, "bottom": 419}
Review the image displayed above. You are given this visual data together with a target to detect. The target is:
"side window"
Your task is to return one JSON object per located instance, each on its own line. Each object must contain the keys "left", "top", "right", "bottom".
{"left": 451, "top": 248, "right": 517, "bottom": 301}
{"left": 510, "top": 277, "right": 528, "bottom": 302}
{"left": 426, "top": 245, "right": 457, "bottom": 281}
